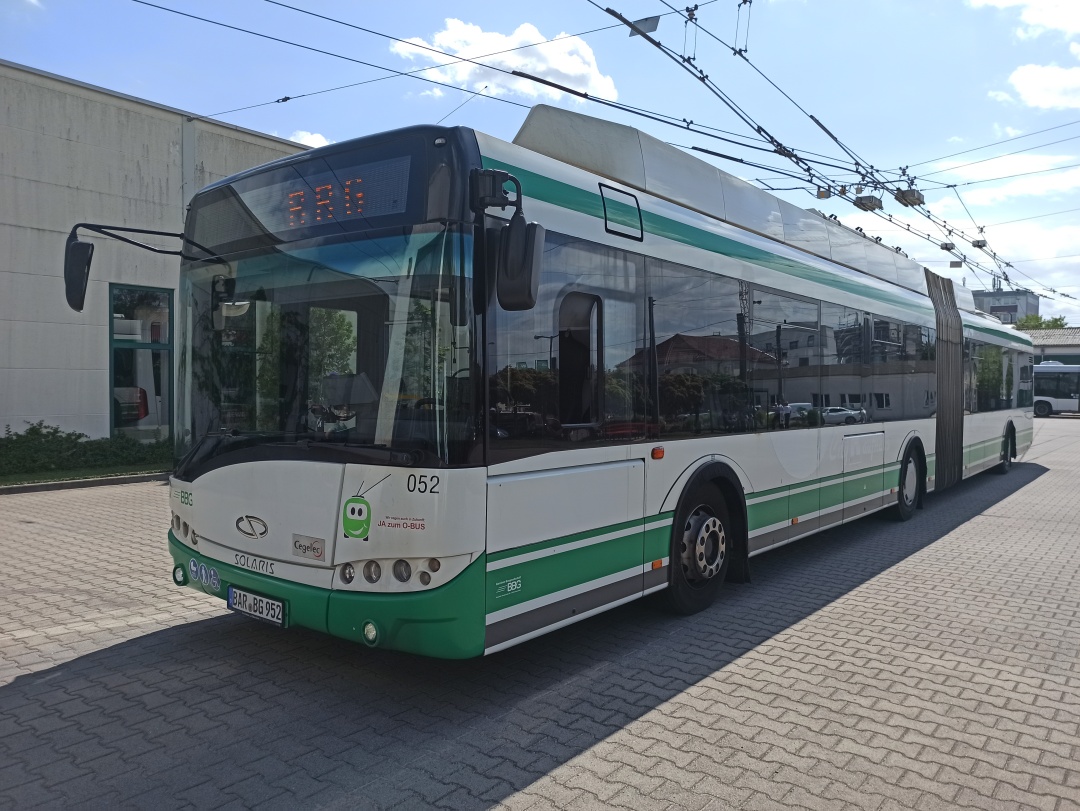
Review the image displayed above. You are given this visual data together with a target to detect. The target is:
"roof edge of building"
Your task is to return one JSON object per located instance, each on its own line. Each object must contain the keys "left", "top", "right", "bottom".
{"left": 0, "top": 58, "right": 305, "bottom": 151}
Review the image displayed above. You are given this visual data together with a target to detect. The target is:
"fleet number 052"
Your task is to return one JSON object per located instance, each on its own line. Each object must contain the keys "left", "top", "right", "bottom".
{"left": 406, "top": 474, "right": 440, "bottom": 494}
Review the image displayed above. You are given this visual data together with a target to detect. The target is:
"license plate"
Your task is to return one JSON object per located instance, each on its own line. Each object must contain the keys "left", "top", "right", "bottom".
{"left": 227, "top": 586, "right": 285, "bottom": 626}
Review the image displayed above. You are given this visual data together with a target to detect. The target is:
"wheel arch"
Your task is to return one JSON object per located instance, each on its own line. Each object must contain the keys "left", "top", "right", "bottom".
{"left": 663, "top": 459, "right": 750, "bottom": 584}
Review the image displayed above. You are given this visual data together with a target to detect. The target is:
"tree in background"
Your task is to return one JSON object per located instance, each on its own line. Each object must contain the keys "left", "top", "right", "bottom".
{"left": 1016, "top": 314, "right": 1068, "bottom": 330}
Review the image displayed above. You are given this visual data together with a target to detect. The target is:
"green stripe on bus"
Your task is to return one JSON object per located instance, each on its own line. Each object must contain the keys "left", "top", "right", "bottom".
{"left": 481, "top": 157, "right": 935, "bottom": 318}
{"left": 486, "top": 514, "right": 670, "bottom": 564}
{"left": 487, "top": 531, "right": 643, "bottom": 613}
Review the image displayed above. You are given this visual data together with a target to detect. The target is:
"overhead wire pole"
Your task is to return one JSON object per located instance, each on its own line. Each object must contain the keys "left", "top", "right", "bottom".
{"left": 628, "top": 0, "right": 1057, "bottom": 296}
{"left": 647, "top": 3, "right": 1077, "bottom": 303}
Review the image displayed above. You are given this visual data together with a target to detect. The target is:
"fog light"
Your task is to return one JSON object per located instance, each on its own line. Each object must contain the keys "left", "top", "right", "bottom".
{"left": 173, "top": 565, "right": 187, "bottom": 586}
{"left": 362, "top": 621, "right": 378, "bottom": 645}
{"left": 341, "top": 563, "right": 355, "bottom": 584}
{"left": 427, "top": 558, "right": 441, "bottom": 573}
{"left": 363, "top": 560, "right": 381, "bottom": 583}
{"left": 393, "top": 559, "right": 412, "bottom": 582}
{"left": 418, "top": 571, "right": 431, "bottom": 586}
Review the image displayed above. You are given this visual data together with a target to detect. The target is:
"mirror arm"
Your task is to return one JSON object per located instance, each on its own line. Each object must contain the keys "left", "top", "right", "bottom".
{"left": 69, "top": 223, "right": 185, "bottom": 256}
{"left": 68, "top": 223, "right": 222, "bottom": 262}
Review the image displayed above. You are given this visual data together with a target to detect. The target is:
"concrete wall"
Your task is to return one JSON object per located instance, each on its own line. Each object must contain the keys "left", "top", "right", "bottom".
{"left": 0, "top": 60, "right": 305, "bottom": 439}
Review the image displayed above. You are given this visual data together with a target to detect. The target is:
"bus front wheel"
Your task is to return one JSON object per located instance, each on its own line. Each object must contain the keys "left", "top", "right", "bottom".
{"left": 663, "top": 482, "right": 731, "bottom": 615}
{"left": 995, "top": 428, "right": 1015, "bottom": 474}
{"left": 1034, "top": 401, "right": 1052, "bottom": 418}
{"left": 894, "top": 444, "right": 922, "bottom": 522}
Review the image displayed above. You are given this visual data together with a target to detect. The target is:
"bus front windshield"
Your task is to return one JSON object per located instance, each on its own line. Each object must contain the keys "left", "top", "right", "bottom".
{"left": 175, "top": 224, "right": 478, "bottom": 473}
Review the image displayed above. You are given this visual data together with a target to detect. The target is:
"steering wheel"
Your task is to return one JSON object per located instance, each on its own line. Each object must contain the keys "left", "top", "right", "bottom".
{"left": 413, "top": 398, "right": 437, "bottom": 409}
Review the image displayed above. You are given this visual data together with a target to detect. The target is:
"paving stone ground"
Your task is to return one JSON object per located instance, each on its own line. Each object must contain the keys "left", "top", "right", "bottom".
{"left": 1, "top": 419, "right": 1079, "bottom": 810}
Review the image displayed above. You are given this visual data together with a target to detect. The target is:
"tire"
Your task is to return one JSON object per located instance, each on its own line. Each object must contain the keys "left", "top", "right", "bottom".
{"left": 663, "top": 482, "right": 732, "bottom": 615}
{"left": 1034, "top": 401, "right": 1051, "bottom": 418}
{"left": 844, "top": 416, "right": 856, "bottom": 425}
{"left": 894, "top": 443, "right": 921, "bottom": 521}
{"left": 995, "top": 429, "right": 1015, "bottom": 474}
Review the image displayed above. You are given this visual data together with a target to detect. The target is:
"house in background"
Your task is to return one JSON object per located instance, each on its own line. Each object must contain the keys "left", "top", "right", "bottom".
{"left": 1030, "top": 328, "right": 1080, "bottom": 364}
{"left": 971, "top": 288, "right": 1040, "bottom": 325}
{"left": 0, "top": 59, "right": 305, "bottom": 441}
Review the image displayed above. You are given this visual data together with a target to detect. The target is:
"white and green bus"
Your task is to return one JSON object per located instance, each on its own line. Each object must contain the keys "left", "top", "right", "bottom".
{"left": 64, "top": 106, "right": 1034, "bottom": 658}
{"left": 1033, "top": 362, "right": 1080, "bottom": 416}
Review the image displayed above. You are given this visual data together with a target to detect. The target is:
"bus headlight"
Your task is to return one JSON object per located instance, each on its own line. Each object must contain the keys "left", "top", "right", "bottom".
{"left": 341, "top": 563, "right": 355, "bottom": 584}
{"left": 363, "top": 561, "right": 381, "bottom": 583}
{"left": 393, "top": 559, "right": 412, "bottom": 582}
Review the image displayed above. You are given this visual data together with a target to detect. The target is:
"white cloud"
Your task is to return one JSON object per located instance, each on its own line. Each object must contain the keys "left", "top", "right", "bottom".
{"left": 391, "top": 19, "right": 617, "bottom": 102}
{"left": 991, "top": 123, "right": 1024, "bottom": 138}
{"left": 420, "top": 87, "right": 445, "bottom": 99}
{"left": 1008, "top": 63, "right": 1080, "bottom": 108}
{"left": 948, "top": 136, "right": 965, "bottom": 143}
{"left": 968, "top": 0, "right": 1080, "bottom": 38}
{"left": 988, "top": 90, "right": 1016, "bottom": 104}
{"left": 929, "top": 153, "right": 1080, "bottom": 206}
{"left": 289, "top": 130, "right": 331, "bottom": 148}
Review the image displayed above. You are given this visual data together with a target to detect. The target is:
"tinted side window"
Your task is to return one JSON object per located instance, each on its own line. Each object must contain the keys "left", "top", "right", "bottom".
{"left": 489, "top": 232, "right": 645, "bottom": 462}
{"left": 647, "top": 258, "right": 754, "bottom": 436}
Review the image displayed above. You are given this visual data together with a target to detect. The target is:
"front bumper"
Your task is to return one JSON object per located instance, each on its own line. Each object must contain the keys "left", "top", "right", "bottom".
{"left": 168, "top": 532, "right": 486, "bottom": 658}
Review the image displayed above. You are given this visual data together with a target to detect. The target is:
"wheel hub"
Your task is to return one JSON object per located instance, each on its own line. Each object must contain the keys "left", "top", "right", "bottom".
{"left": 680, "top": 509, "right": 726, "bottom": 581}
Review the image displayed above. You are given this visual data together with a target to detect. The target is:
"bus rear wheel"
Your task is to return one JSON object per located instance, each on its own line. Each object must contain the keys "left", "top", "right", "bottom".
{"left": 1034, "top": 401, "right": 1051, "bottom": 418}
{"left": 663, "top": 482, "right": 731, "bottom": 615}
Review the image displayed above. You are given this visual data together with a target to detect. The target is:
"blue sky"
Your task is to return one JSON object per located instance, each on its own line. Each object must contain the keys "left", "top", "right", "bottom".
{"left": 5, "top": 0, "right": 1080, "bottom": 321}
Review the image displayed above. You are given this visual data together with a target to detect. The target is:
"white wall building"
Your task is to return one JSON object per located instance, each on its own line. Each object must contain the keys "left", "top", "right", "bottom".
{"left": 0, "top": 60, "right": 305, "bottom": 441}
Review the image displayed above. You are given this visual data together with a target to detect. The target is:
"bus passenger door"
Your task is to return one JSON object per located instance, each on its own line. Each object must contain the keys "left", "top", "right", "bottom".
{"left": 842, "top": 432, "right": 885, "bottom": 521}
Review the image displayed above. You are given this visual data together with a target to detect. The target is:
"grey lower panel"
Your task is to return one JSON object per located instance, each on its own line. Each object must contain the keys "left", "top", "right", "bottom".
{"left": 749, "top": 506, "right": 844, "bottom": 554}
{"left": 643, "top": 565, "right": 668, "bottom": 591}
{"left": 485, "top": 574, "right": 642, "bottom": 649}
{"left": 844, "top": 494, "right": 889, "bottom": 522}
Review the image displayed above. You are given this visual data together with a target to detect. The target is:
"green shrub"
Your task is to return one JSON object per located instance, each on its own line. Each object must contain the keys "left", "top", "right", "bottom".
{"left": 0, "top": 421, "right": 173, "bottom": 476}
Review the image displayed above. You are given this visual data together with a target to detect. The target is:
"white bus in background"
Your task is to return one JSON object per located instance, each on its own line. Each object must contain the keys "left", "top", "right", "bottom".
{"left": 1033, "top": 362, "right": 1080, "bottom": 416}
{"left": 63, "top": 105, "right": 1033, "bottom": 659}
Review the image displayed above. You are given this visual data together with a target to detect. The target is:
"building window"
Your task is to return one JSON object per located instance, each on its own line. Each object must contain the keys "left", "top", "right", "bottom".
{"left": 110, "top": 285, "right": 172, "bottom": 442}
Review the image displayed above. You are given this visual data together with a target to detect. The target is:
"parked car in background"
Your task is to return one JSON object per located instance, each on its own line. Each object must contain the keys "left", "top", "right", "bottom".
{"left": 821, "top": 406, "right": 866, "bottom": 425}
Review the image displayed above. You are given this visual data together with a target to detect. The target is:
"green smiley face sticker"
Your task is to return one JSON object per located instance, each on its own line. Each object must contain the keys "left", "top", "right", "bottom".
{"left": 342, "top": 496, "right": 372, "bottom": 539}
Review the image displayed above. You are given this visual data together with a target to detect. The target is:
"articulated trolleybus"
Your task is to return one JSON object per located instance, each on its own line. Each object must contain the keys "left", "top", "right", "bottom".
{"left": 64, "top": 106, "right": 1033, "bottom": 659}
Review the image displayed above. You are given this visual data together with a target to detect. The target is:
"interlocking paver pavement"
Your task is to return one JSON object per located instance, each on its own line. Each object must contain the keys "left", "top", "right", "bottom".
{"left": 2, "top": 419, "right": 1079, "bottom": 809}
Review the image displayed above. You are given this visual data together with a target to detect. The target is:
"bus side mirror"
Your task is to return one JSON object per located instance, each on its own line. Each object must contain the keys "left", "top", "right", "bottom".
{"left": 64, "top": 235, "right": 94, "bottom": 312}
{"left": 497, "top": 209, "right": 543, "bottom": 311}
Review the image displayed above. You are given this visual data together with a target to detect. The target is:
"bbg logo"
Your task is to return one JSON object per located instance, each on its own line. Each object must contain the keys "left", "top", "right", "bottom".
{"left": 495, "top": 576, "right": 522, "bottom": 598}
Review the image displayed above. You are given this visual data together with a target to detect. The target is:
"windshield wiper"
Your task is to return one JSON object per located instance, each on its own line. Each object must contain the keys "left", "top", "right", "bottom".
{"left": 285, "top": 439, "right": 419, "bottom": 466}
